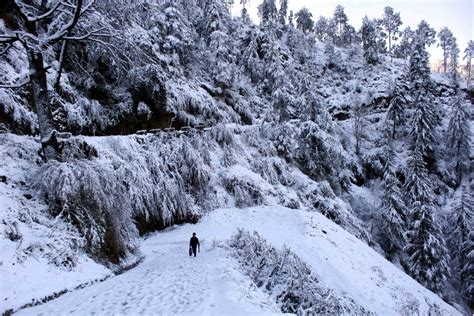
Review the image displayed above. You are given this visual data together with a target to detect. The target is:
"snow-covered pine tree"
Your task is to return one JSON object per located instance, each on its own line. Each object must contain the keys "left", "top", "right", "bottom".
{"left": 288, "top": 10, "right": 294, "bottom": 27}
{"left": 415, "top": 20, "right": 436, "bottom": 47}
{"left": 380, "top": 6, "right": 402, "bottom": 54}
{"left": 332, "top": 5, "right": 348, "bottom": 46}
{"left": 404, "top": 200, "right": 451, "bottom": 295}
{"left": 386, "top": 78, "right": 409, "bottom": 138}
{"left": 461, "top": 231, "right": 474, "bottom": 306}
{"left": 451, "top": 188, "right": 473, "bottom": 270}
{"left": 403, "top": 150, "right": 451, "bottom": 295}
{"left": 445, "top": 94, "right": 470, "bottom": 182}
{"left": 437, "top": 27, "right": 455, "bottom": 73}
{"left": 378, "top": 145, "right": 407, "bottom": 256}
{"left": 241, "top": 7, "right": 251, "bottom": 24}
{"left": 464, "top": 40, "right": 474, "bottom": 84}
{"left": 258, "top": 0, "right": 278, "bottom": 24}
{"left": 409, "top": 92, "right": 437, "bottom": 162}
{"left": 408, "top": 28, "right": 440, "bottom": 164}
{"left": 449, "top": 37, "right": 460, "bottom": 85}
{"left": 408, "top": 35, "right": 431, "bottom": 92}
{"left": 278, "top": 0, "right": 288, "bottom": 25}
{"left": 361, "top": 16, "right": 379, "bottom": 65}
{"left": 295, "top": 8, "right": 314, "bottom": 34}
{"left": 393, "top": 26, "right": 414, "bottom": 60}
{"left": 314, "top": 16, "right": 328, "bottom": 41}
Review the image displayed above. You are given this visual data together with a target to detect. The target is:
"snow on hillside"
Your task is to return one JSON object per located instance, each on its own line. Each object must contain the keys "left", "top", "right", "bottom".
{"left": 17, "top": 206, "right": 460, "bottom": 315}
{"left": 0, "top": 134, "right": 111, "bottom": 313}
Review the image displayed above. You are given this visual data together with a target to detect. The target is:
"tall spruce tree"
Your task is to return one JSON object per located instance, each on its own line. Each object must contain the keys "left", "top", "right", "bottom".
{"left": 278, "top": 0, "right": 288, "bottom": 25}
{"left": 461, "top": 231, "right": 474, "bottom": 306}
{"left": 380, "top": 6, "right": 402, "bottom": 53}
{"left": 393, "top": 26, "right": 414, "bottom": 59}
{"left": 332, "top": 5, "right": 348, "bottom": 46}
{"left": 446, "top": 94, "right": 470, "bottom": 182}
{"left": 452, "top": 188, "right": 473, "bottom": 269}
{"left": 415, "top": 20, "right": 436, "bottom": 47}
{"left": 404, "top": 151, "right": 451, "bottom": 295}
{"left": 449, "top": 37, "right": 460, "bottom": 84}
{"left": 386, "top": 78, "right": 409, "bottom": 138}
{"left": 409, "top": 92, "right": 437, "bottom": 161}
{"left": 295, "top": 8, "right": 314, "bottom": 34}
{"left": 378, "top": 145, "right": 407, "bottom": 256}
{"left": 314, "top": 16, "right": 329, "bottom": 41}
{"left": 361, "top": 16, "right": 379, "bottom": 65}
{"left": 437, "top": 27, "right": 455, "bottom": 73}
{"left": 258, "top": 0, "right": 278, "bottom": 24}
{"left": 464, "top": 40, "right": 474, "bottom": 84}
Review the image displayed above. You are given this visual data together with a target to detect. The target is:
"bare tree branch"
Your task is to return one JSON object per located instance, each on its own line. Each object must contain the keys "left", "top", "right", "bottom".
{"left": 26, "top": 1, "right": 62, "bottom": 22}
{"left": 0, "top": 79, "right": 31, "bottom": 89}
{"left": 63, "top": 27, "right": 112, "bottom": 40}
{"left": 0, "top": 44, "right": 12, "bottom": 55}
{"left": 47, "top": 0, "right": 89, "bottom": 44}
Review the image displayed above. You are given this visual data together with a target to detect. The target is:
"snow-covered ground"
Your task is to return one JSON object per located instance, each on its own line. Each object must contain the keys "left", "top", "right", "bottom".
{"left": 0, "top": 135, "right": 112, "bottom": 313}
{"left": 16, "top": 206, "right": 460, "bottom": 315}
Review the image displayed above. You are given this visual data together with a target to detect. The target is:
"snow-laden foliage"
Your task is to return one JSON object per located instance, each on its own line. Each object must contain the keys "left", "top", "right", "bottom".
{"left": 229, "top": 229, "right": 371, "bottom": 315}
{"left": 34, "top": 135, "right": 209, "bottom": 262}
{"left": 1, "top": 0, "right": 472, "bottom": 310}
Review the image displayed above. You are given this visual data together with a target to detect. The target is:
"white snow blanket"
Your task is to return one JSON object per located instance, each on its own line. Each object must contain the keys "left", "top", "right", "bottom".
{"left": 17, "top": 206, "right": 459, "bottom": 315}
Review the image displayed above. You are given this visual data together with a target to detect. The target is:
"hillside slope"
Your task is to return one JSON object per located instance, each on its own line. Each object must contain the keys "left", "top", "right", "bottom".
{"left": 16, "top": 206, "right": 460, "bottom": 315}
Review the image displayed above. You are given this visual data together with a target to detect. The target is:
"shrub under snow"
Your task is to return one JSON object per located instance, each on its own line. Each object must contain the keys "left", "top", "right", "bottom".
{"left": 229, "top": 229, "right": 371, "bottom": 315}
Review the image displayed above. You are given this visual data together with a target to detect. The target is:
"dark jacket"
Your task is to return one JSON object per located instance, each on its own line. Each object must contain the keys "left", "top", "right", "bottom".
{"left": 190, "top": 236, "right": 200, "bottom": 249}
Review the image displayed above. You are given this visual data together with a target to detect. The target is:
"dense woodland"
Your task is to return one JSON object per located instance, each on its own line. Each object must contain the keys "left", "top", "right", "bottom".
{"left": 0, "top": 0, "right": 473, "bottom": 313}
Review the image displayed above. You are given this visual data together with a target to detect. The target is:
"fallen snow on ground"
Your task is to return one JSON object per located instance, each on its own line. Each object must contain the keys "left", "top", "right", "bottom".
{"left": 0, "top": 134, "right": 112, "bottom": 313}
{"left": 17, "top": 206, "right": 459, "bottom": 315}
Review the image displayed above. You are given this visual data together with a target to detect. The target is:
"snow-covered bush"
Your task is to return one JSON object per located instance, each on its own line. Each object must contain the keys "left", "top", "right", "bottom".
{"left": 35, "top": 160, "right": 138, "bottom": 263}
{"left": 229, "top": 230, "right": 371, "bottom": 315}
{"left": 33, "top": 135, "right": 212, "bottom": 263}
{"left": 223, "top": 166, "right": 269, "bottom": 208}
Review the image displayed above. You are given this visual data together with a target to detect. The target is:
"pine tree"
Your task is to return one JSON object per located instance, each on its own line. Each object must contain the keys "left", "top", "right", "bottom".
{"left": 408, "top": 36, "right": 431, "bottom": 92}
{"left": 380, "top": 6, "right": 402, "bottom": 53}
{"left": 258, "top": 0, "right": 278, "bottom": 24}
{"left": 403, "top": 149, "right": 451, "bottom": 295}
{"left": 461, "top": 231, "right": 474, "bottom": 305}
{"left": 452, "top": 188, "right": 473, "bottom": 267}
{"left": 278, "top": 0, "right": 288, "bottom": 25}
{"left": 295, "top": 8, "right": 314, "bottom": 34}
{"left": 361, "top": 16, "right": 379, "bottom": 65}
{"left": 288, "top": 10, "right": 294, "bottom": 27}
{"left": 409, "top": 92, "right": 436, "bottom": 161}
{"left": 437, "top": 27, "right": 455, "bottom": 73}
{"left": 332, "top": 5, "right": 348, "bottom": 46}
{"left": 446, "top": 94, "right": 471, "bottom": 182}
{"left": 386, "top": 78, "right": 409, "bottom": 138}
{"left": 449, "top": 37, "right": 460, "bottom": 84}
{"left": 415, "top": 20, "right": 436, "bottom": 47}
{"left": 464, "top": 40, "right": 474, "bottom": 84}
{"left": 393, "top": 26, "right": 413, "bottom": 59}
{"left": 314, "top": 16, "right": 329, "bottom": 41}
{"left": 404, "top": 200, "right": 451, "bottom": 294}
{"left": 378, "top": 146, "right": 407, "bottom": 255}
{"left": 241, "top": 7, "right": 251, "bottom": 24}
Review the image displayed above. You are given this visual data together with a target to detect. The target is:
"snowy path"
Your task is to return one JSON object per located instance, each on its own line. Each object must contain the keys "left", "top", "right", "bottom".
{"left": 16, "top": 206, "right": 460, "bottom": 315}
{"left": 17, "top": 238, "right": 279, "bottom": 315}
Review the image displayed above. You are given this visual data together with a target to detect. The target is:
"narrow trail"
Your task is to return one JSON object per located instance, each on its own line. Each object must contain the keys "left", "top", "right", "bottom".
{"left": 16, "top": 238, "right": 278, "bottom": 316}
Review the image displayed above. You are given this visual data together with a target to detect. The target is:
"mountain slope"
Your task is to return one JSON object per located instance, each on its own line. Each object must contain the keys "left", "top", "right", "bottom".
{"left": 17, "top": 206, "right": 460, "bottom": 315}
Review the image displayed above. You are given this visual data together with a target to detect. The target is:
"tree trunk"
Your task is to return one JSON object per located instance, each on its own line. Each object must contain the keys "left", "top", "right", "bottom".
{"left": 388, "top": 30, "right": 392, "bottom": 53}
{"left": 27, "top": 49, "right": 57, "bottom": 160}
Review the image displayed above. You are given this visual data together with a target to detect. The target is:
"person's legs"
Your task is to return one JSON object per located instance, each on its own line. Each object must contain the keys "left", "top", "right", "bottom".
{"left": 192, "top": 246, "right": 197, "bottom": 257}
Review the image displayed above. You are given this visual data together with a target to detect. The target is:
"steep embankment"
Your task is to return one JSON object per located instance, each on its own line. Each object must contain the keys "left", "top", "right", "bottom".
{"left": 16, "top": 206, "right": 460, "bottom": 315}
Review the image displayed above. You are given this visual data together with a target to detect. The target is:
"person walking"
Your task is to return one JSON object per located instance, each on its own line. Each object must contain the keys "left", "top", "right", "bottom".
{"left": 189, "top": 232, "right": 200, "bottom": 257}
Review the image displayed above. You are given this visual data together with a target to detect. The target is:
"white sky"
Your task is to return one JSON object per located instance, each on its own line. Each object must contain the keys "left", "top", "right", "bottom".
{"left": 231, "top": 0, "right": 473, "bottom": 63}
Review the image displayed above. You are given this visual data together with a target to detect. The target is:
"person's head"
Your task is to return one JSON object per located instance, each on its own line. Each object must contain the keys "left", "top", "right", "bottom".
{"left": 193, "top": 232, "right": 196, "bottom": 237}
